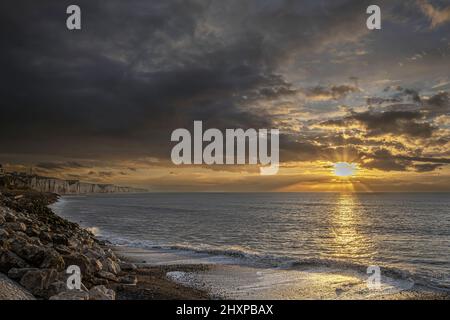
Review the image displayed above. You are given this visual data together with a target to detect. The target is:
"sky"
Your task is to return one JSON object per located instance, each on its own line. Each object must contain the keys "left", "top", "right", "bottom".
{"left": 1, "top": 0, "right": 450, "bottom": 192}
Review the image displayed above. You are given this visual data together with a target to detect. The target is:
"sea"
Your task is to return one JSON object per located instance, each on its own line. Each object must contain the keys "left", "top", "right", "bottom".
{"left": 50, "top": 192, "right": 450, "bottom": 299}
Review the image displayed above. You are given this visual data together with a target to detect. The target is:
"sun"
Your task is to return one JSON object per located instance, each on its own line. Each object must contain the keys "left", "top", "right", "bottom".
{"left": 333, "top": 162, "right": 358, "bottom": 177}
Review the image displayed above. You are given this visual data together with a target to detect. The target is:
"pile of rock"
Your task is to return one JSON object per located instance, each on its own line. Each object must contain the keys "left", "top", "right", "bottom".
{"left": 0, "top": 191, "right": 137, "bottom": 300}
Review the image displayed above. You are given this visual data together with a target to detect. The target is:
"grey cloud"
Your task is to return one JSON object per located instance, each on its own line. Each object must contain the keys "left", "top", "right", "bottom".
{"left": 321, "top": 110, "right": 436, "bottom": 138}
{"left": 36, "top": 161, "right": 88, "bottom": 170}
{"left": 0, "top": 0, "right": 379, "bottom": 163}
{"left": 305, "top": 85, "right": 359, "bottom": 100}
{"left": 413, "top": 163, "right": 444, "bottom": 172}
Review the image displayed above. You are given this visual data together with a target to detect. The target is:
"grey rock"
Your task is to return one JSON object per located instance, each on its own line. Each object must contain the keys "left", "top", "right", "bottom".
{"left": 119, "top": 262, "right": 137, "bottom": 271}
{"left": 40, "top": 249, "right": 65, "bottom": 271}
{"left": 118, "top": 275, "right": 137, "bottom": 285}
{"left": 4, "top": 222, "right": 26, "bottom": 232}
{"left": 39, "top": 231, "right": 52, "bottom": 243}
{"left": 49, "top": 290, "right": 89, "bottom": 300}
{"left": 97, "top": 271, "right": 118, "bottom": 282}
{"left": 62, "top": 253, "right": 94, "bottom": 276}
{"left": 7, "top": 267, "right": 40, "bottom": 281}
{"left": 47, "top": 280, "right": 69, "bottom": 297}
{"left": 0, "top": 249, "right": 29, "bottom": 273}
{"left": 4, "top": 212, "right": 17, "bottom": 223}
{"left": 89, "top": 285, "right": 115, "bottom": 300}
{"left": 0, "top": 272, "right": 35, "bottom": 300}
{"left": 9, "top": 239, "right": 45, "bottom": 266}
{"left": 102, "top": 257, "right": 121, "bottom": 275}
{"left": 20, "top": 268, "right": 58, "bottom": 297}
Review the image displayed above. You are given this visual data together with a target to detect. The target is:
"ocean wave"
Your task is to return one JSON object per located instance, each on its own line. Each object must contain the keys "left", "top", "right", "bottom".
{"left": 99, "top": 235, "right": 449, "bottom": 292}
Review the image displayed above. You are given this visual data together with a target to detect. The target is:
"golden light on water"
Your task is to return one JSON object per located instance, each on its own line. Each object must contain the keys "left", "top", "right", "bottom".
{"left": 328, "top": 193, "right": 374, "bottom": 260}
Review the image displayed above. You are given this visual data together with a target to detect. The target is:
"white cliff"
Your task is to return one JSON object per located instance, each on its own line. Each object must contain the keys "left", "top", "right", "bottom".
{"left": 1, "top": 173, "right": 146, "bottom": 195}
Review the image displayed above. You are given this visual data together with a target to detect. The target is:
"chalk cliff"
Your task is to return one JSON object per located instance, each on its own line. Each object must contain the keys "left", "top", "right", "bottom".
{"left": 0, "top": 173, "right": 146, "bottom": 195}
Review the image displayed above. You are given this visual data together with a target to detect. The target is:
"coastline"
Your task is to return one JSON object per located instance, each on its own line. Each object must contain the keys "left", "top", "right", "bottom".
{"left": 112, "top": 246, "right": 450, "bottom": 300}
{"left": 1, "top": 190, "right": 449, "bottom": 300}
{"left": 0, "top": 189, "right": 209, "bottom": 300}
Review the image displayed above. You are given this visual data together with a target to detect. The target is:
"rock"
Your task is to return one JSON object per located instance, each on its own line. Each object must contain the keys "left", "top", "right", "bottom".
{"left": 84, "top": 247, "right": 105, "bottom": 260}
{"left": 0, "top": 249, "right": 29, "bottom": 273}
{"left": 0, "top": 228, "right": 9, "bottom": 239}
{"left": 118, "top": 275, "right": 137, "bottom": 285}
{"left": 49, "top": 290, "right": 89, "bottom": 300}
{"left": 62, "top": 253, "right": 94, "bottom": 276}
{"left": 4, "top": 222, "right": 26, "bottom": 232}
{"left": 0, "top": 272, "right": 36, "bottom": 300}
{"left": 40, "top": 249, "right": 65, "bottom": 271}
{"left": 52, "top": 234, "right": 68, "bottom": 246}
{"left": 92, "top": 259, "right": 103, "bottom": 273}
{"left": 104, "top": 248, "right": 117, "bottom": 261}
{"left": 88, "top": 285, "right": 115, "bottom": 300}
{"left": 119, "top": 262, "right": 137, "bottom": 271}
{"left": 25, "top": 227, "right": 40, "bottom": 238}
{"left": 7, "top": 267, "right": 40, "bottom": 281}
{"left": 88, "top": 277, "right": 109, "bottom": 286}
{"left": 96, "top": 271, "right": 118, "bottom": 282}
{"left": 9, "top": 239, "right": 45, "bottom": 266}
{"left": 0, "top": 215, "right": 5, "bottom": 225}
{"left": 47, "top": 281, "right": 68, "bottom": 297}
{"left": 102, "top": 257, "right": 121, "bottom": 275}
{"left": 39, "top": 231, "right": 52, "bottom": 243}
{"left": 53, "top": 245, "right": 72, "bottom": 255}
{"left": 4, "top": 212, "right": 17, "bottom": 222}
{"left": 20, "top": 269, "right": 58, "bottom": 297}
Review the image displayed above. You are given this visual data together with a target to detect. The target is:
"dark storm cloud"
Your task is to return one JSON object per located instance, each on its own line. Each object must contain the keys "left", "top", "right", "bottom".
{"left": 36, "top": 161, "right": 88, "bottom": 170}
{"left": 360, "top": 149, "right": 450, "bottom": 172}
{"left": 305, "top": 85, "right": 359, "bottom": 101}
{"left": 321, "top": 110, "right": 436, "bottom": 138}
{"left": 422, "top": 91, "right": 450, "bottom": 116}
{"left": 413, "top": 163, "right": 444, "bottom": 172}
{"left": 363, "top": 158, "right": 409, "bottom": 172}
{"left": 0, "top": 0, "right": 377, "bottom": 161}
{"left": 367, "top": 87, "right": 422, "bottom": 105}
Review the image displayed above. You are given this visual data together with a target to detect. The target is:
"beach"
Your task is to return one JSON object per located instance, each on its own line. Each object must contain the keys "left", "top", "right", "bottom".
{"left": 1, "top": 190, "right": 450, "bottom": 300}
{"left": 0, "top": 189, "right": 212, "bottom": 300}
{"left": 113, "top": 246, "right": 450, "bottom": 300}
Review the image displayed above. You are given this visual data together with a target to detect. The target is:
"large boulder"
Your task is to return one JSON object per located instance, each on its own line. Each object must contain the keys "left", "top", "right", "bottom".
{"left": 119, "top": 262, "right": 137, "bottom": 271}
{"left": 47, "top": 280, "right": 69, "bottom": 297}
{"left": 4, "top": 212, "right": 17, "bottom": 223}
{"left": 4, "top": 222, "right": 26, "bottom": 232}
{"left": 20, "top": 268, "right": 58, "bottom": 297}
{"left": 0, "top": 249, "right": 29, "bottom": 273}
{"left": 101, "top": 257, "right": 121, "bottom": 275}
{"left": 40, "top": 249, "right": 65, "bottom": 271}
{"left": 8, "top": 239, "right": 46, "bottom": 266}
{"left": 88, "top": 285, "right": 115, "bottom": 300}
{"left": 0, "top": 228, "right": 10, "bottom": 240}
{"left": 118, "top": 275, "right": 137, "bottom": 285}
{"left": 7, "top": 267, "right": 40, "bottom": 281}
{"left": 52, "top": 234, "right": 69, "bottom": 246}
{"left": 49, "top": 290, "right": 89, "bottom": 300}
{"left": 96, "top": 271, "right": 118, "bottom": 282}
{"left": 25, "top": 227, "right": 41, "bottom": 238}
{"left": 39, "top": 231, "right": 52, "bottom": 243}
{"left": 53, "top": 245, "right": 72, "bottom": 255}
{"left": 62, "top": 253, "right": 95, "bottom": 276}
{"left": 104, "top": 248, "right": 118, "bottom": 261}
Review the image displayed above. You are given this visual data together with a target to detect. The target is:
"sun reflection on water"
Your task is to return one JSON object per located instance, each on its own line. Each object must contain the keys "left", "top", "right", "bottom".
{"left": 327, "top": 193, "right": 375, "bottom": 261}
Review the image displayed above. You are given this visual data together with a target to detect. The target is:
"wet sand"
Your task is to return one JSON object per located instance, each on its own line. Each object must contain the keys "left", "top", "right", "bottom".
{"left": 113, "top": 246, "right": 450, "bottom": 300}
{"left": 112, "top": 265, "right": 210, "bottom": 300}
